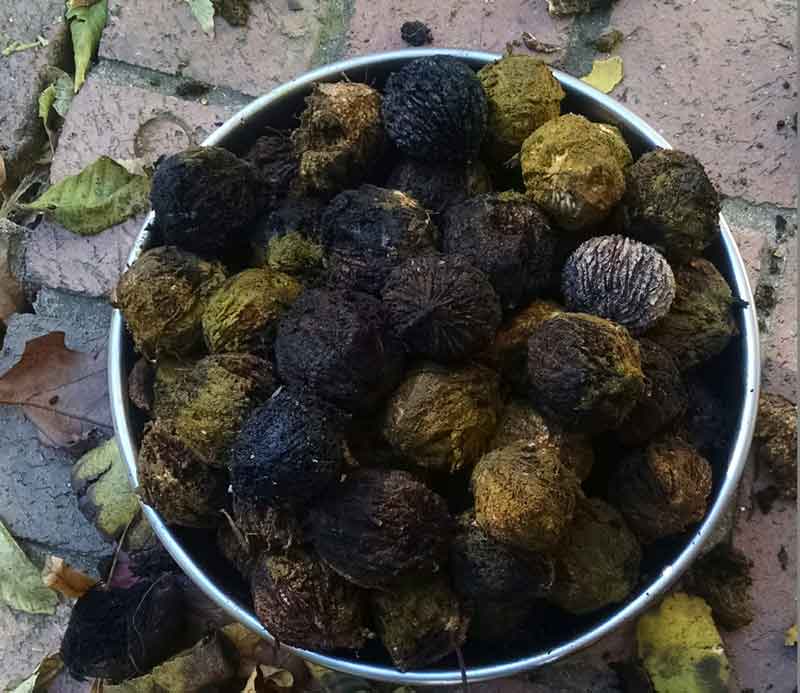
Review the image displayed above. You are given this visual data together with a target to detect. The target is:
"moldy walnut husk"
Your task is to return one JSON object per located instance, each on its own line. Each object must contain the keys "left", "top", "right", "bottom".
{"left": 549, "top": 497, "right": 641, "bottom": 615}
{"left": 320, "top": 185, "right": 438, "bottom": 296}
{"left": 201, "top": 267, "right": 302, "bottom": 354}
{"left": 562, "top": 235, "right": 675, "bottom": 335}
{"left": 244, "top": 129, "right": 299, "bottom": 209}
{"left": 115, "top": 246, "right": 226, "bottom": 359}
{"left": 481, "top": 298, "right": 562, "bottom": 393}
{"left": 386, "top": 158, "right": 493, "bottom": 216}
{"left": 61, "top": 578, "right": 184, "bottom": 682}
{"left": 624, "top": 149, "right": 720, "bottom": 261}
{"left": 381, "top": 362, "right": 501, "bottom": 474}
{"left": 645, "top": 257, "right": 737, "bottom": 370}
{"left": 753, "top": 392, "right": 797, "bottom": 499}
{"left": 137, "top": 420, "right": 229, "bottom": 528}
{"left": 382, "top": 55, "right": 488, "bottom": 162}
{"left": 492, "top": 399, "right": 594, "bottom": 481}
{"left": 251, "top": 549, "right": 369, "bottom": 650}
{"left": 527, "top": 313, "right": 645, "bottom": 433}
{"left": 371, "top": 575, "right": 470, "bottom": 671}
{"left": 382, "top": 254, "right": 502, "bottom": 363}
{"left": 442, "top": 192, "right": 558, "bottom": 312}
{"left": 150, "top": 146, "right": 261, "bottom": 256}
{"left": 609, "top": 435, "right": 713, "bottom": 543}
{"left": 152, "top": 353, "right": 274, "bottom": 463}
{"left": 292, "top": 82, "right": 385, "bottom": 195}
{"left": 521, "top": 114, "right": 633, "bottom": 230}
{"left": 310, "top": 468, "right": 454, "bottom": 589}
{"left": 471, "top": 441, "right": 581, "bottom": 553}
{"left": 477, "top": 54, "right": 565, "bottom": 165}
{"left": 228, "top": 388, "right": 345, "bottom": 506}
{"left": 617, "top": 339, "right": 688, "bottom": 447}
{"left": 274, "top": 289, "right": 405, "bottom": 414}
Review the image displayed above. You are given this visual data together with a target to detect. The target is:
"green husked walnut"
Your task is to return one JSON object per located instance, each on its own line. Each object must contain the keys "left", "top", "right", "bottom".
{"left": 442, "top": 192, "right": 558, "bottom": 312}
{"left": 477, "top": 55, "right": 565, "bottom": 164}
{"left": 549, "top": 498, "right": 641, "bottom": 615}
{"left": 481, "top": 299, "right": 562, "bottom": 393}
{"left": 267, "top": 232, "right": 324, "bottom": 276}
{"left": 201, "top": 268, "right": 302, "bottom": 353}
{"left": 471, "top": 441, "right": 581, "bottom": 553}
{"left": 493, "top": 399, "right": 594, "bottom": 481}
{"left": 251, "top": 550, "right": 369, "bottom": 650}
{"left": 292, "top": 82, "right": 385, "bottom": 194}
{"left": 609, "top": 435, "right": 713, "bottom": 543}
{"left": 521, "top": 114, "right": 632, "bottom": 230}
{"left": 646, "top": 258, "right": 737, "bottom": 370}
{"left": 754, "top": 392, "right": 797, "bottom": 499}
{"left": 382, "top": 362, "right": 501, "bottom": 474}
{"left": 372, "top": 576, "right": 470, "bottom": 671}
{"left": 618, "top": 339, "right": 688, "bottom": 447}
{"left": 153, "top": 353, "right": 274, "bottom": 463}
{"left": 310, "top": 468, "right": 454, "bottom": 589}
{"left": 137, "top": 420, "right": 229, "bottom": 528}
{"left": 625, "top": 149, "right": 720, "bottom": 260}
{"left": 115, "top": 246, "right": 226, "bottom": 359}
{"left": 527, "top": 313, "right": 645, "bottom": 433}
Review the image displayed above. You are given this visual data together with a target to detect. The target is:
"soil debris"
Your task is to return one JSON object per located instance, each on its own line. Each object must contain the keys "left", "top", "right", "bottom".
{"left": 401, "top": 21, "right": 433, "bottom": 46}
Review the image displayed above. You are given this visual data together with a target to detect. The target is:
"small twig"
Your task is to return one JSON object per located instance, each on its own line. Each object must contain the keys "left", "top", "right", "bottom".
{"left": 104, "top": 512, "right": 137, "bottom": 588}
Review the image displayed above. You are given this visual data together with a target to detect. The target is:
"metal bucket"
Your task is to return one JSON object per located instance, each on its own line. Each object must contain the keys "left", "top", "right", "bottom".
{"left": 108, "top": 48, "right": 760, "bottom": 686}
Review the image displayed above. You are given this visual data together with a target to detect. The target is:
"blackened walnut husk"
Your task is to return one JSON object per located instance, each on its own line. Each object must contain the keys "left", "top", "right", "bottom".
{"left": 442, "top": 192, "right": 558, "bottom": 312}
{"left": 251, "top": 550, "right": 369, "bottom": 650}
{"left": 381, "top": 362, "right": 501, "bottom": 474}
{"left": 549, "top": 498, "right": 641, "bottom": 615}
{"left": 138, "top": 420, "right": 229, "bottom": 528}
{"left": 274, "top": 289, "right": 405, "bottom": 414}
{"left": 386, "top": 158, "right": 492, "bottom": 216}
{"left": 371, "top": 576, "right": 469, "bottom": 671}
{"left": 320, "top": 185, "right": 438, "bottom": 296}
{"left": 561, "top": 235, "right": 675, "bottom": 335}
{"left": 645, "top": 257, "right": 737, "bottom": 369}
{"left": 128, "top": 357, "right": 154, "bottom": 414}
{"left": 617, "top": 339, "right": 688, "bottom": 447}
{"left": 382, "top": 254, "right": 502, "bottom": 363}
{"left": 609, "top": 435, "right": 713, "bottom": 543}
{"left": 680, "top": 373, "right": 729, "bottom": 457}
{"left": 310, "top": 468, "right": 454, "bottom": 589}
{"left": 228, "top": 389, "right": 344, "bottom": 506}
{"left": 400, "top": 20, "right": 433, "bottom": 46}
{"left": 471, "top": 441, "right": 581, "bottom": 553}
{"left": 244, "top": 130, "right": 299, "bottom": 208}
{"left": 754, "top": 392, "right": 797, "bottom": 499}
{"left": 382, "top": 55, "right": 488, "bottom": 162}
{"left": 61, "top": 579, "right": 184, "bottom": 683}
{"left": 150, "top": 146, "right": 261, "bottom": 256}
{"left": 625, "top": 149, "right": 720, "bottom": 261}
{"left": 527, "top": 313, "right": 645, "bottom": 433}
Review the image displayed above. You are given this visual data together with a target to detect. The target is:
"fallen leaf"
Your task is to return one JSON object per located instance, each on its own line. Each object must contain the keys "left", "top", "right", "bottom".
{"left": 242, "top": 664, "right": 294, "bottom": 692}
{"left": 68, "top": 0, "right": 103, "bottom": 7}
{"left": 38, "top": 84, "right": 57, "bottom": 153}
{"left": 521, "top": 31, "right": 562, "bottom": 53}
{"left": 581, "top": 56, "right": 624, "bottom": 94}
{"left": 2, "top": 36, "right": 48, "bottom": 57}
{"left": 6, "top": 653, "right": 63, "bottom": 693}
{"left": 185, "top": 0, "right": 216, "bottom": 35}
{"left": 42, "top": 556, "right": 98, "bottom": 598}
{"left": 23, "top": 156, "right": 151, "bottom": 235}
{"left": 0, "top": 518, "right": 58, "bottom": 614}
{"left": 0, "top": 155, "right": 6, "bottom": 190}
{"left": 0, "top": 331, "right": 112, "bottom": 449}
{"left": 785, "top": 624, "right": 797, "bottom": 646}
{"left": 637, "top": 592, "right": 731, "bottom": 693}
{"left": 67, "top": 0, "right": 108, "bottom": 92}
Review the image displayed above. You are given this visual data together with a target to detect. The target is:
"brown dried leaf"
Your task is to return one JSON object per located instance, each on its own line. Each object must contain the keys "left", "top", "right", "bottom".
{"left": 0, "top": 332, "right": 112, "bottom": 449}
{"left": 42, "top": 556, "right": 98, "bottom": 598}
{"left": 0, "top": 155, "right": 6, "bottom": 191}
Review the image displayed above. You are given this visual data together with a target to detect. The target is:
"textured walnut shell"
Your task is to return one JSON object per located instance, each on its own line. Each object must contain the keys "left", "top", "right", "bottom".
{"left": 274, "top": 288, "right": 405, "bottom": 414}
{"left": 754, "top": 392, "right": 797, "bottom": 499}
{"left": 609, "top": 435, "right": 713, "bottom": 543}
{"left": 527, "top": 313, "right": 645, "bottom": 432}
{"left": 382, "top": 55, "right": 488, "bottom": 162}
{"left": 251, "top": 550, "right": 369, "bottom": 651}
{"left": 562, "top": 235, "right": 675, "bottom": 335}
{"left": 310, "top": 468, "right": 454, "bottom": 589}
{"left": 244, "top": 130, "right": 299, "bottom": 209}
{"left": 382, "top": 254, "right": 502, "bottom": 363}
{"left": 442, "top": 192, "right": 558, "bottom": 312}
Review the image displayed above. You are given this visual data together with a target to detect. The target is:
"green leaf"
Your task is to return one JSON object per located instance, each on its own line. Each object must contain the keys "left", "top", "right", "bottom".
{"left": 6, "top": 654, "right": 63, "bottom": 693}
{"left": 38, "top": 84, "right": 56, "bottom": 131}
{"left": 38, "top": 69, "right": 74, "bottom": 152}
{"left": 67, "top": 0, "right": 108, "bottom": 92}
{"left": 185, "top": 0, "right": 215, "bottom": 35}
{"left": 23, "top": 156, "right": 151, "bottom": 235}
{"left": 0, "top": 519, "right": 58, "bottom": 614}
{"left": 581, "top": 56, "right": 624, "bottom": 94}
{"left": 52, "top": 71, "right": 75, "bottom": 117}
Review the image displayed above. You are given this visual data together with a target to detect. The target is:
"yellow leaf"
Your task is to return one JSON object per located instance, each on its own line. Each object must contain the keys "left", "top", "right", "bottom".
{"left": 581, "top": 56, "right": 624, "bottom": 94}
{"left": 41, "top": 556, "right": 98, "bottom": 599}
{"left": 785, "top": 624, "right": 797, "bottom": 646}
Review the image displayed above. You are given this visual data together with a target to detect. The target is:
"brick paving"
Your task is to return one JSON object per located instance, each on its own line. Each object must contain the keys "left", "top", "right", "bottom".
{"left": 0, "top": 0, "right": 796, "bottom": 689}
